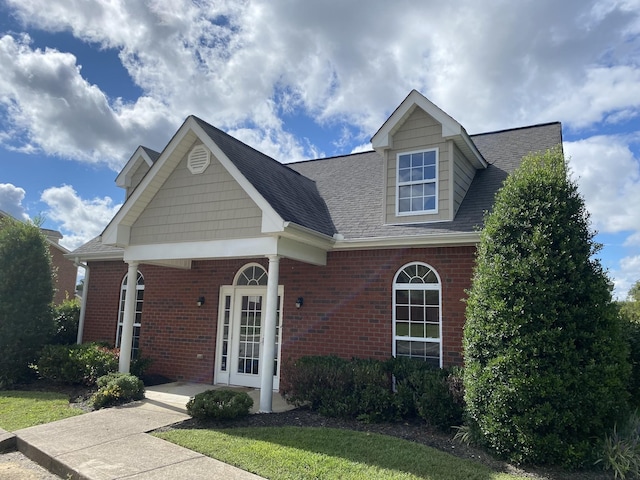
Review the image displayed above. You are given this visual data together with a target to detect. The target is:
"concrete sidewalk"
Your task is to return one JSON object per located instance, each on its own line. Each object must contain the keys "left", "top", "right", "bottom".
{"left": 9, "top": 384, "right": 291, "bottom": 479}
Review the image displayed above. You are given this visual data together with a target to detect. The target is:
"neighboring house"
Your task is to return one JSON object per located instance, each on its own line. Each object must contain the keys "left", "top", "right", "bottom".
{"left": 0, "top": 210, "right": 78, "bottom": 305}
{"left": 69, "top": 90, "right": 562, "bottom": 411}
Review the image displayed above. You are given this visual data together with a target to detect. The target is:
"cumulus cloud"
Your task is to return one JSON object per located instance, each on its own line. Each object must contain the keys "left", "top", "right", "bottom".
{"left": 0, "top": 183, "right": 29, "bottom": 220}
{"left": 40, "top": 185, "right": 121, "bottom": 250}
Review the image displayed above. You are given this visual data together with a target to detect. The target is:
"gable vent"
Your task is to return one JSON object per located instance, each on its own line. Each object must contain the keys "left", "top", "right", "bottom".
{"left": 188, "top": 145, "right": 211, "bottom": 174}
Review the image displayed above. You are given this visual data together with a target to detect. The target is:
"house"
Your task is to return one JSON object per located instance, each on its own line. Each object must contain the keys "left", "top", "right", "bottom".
{"left": 69, "top": 90, "right": 562, "bottom": 412}
{"left": 0, "top": 210, "right": 78, "bottom": 305}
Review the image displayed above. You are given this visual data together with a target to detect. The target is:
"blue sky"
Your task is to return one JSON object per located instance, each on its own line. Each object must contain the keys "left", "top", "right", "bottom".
{"left": 0, "top": 0, "right": 639, "bottom": 299}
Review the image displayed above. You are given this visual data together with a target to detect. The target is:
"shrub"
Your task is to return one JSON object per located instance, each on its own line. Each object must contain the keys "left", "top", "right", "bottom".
{"left": 91, "top": 373, "right": 145, "bottom": 410}
{"left": 597, "top": 411, "right": 640, "bottom": 479}
{"left": 186, "top": 389, "right": 253, "bottom": 420}
{"left": 464, "top": 147, "right": 630, "bottom": 467}
{"left": 36, "top": 343, "right": 119, "bottom": 385}
{"left": 51, "top": 297, "right": 80, "bottom": 345}
{"left": 0, "top": 216, "right": 54, "bottom": 387}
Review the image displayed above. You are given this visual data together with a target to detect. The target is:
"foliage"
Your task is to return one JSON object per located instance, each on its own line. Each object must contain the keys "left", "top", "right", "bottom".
{"left": 51, "top": 297, "right": 80, "bottom": 345}
{"left": 156, "top": 426, "right": 527, "bottom": 480}
{"left": 620, "top": 280, "right": 640, "bottom": 405}
{"left": 596, "top": 411, "right": 640, "bottom": 479}
{"left": 463, "top": 147, "right": 631, "bottom": 467}
{"left": 281, "top": 355, "right": 464, "bottom": 428}
{"left": 130, "top": 352, "right": 153, "bottom": 379}
{"left": 91, "top": 373, "right": 145, "bottom": 409}
{"left": 0, "top": 390, "right": 84, "bottom": 431}
{"left": 620, "top": 280, "right": 640, "bottom": 323}
{"left": 0, "top": 216, "right": 54, "bottom": 387}
{"left": 36, "top": 343, "right": 119, "bottom": 385}
{"left": 186, "top": 389, "right": 253, "bottom": 420}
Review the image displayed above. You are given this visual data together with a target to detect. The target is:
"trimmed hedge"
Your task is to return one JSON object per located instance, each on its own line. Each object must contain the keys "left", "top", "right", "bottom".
{"left": 36, "top": 343, "right": 119, "bottom": 385}
{"left": 91, "top": 373, "right": 145, "bottom": 409}
{"left": 281, "top": 355, "right": 464, "bottom": 428}
{"left": 186, "top": 389, "right": 254, "bottom": 420}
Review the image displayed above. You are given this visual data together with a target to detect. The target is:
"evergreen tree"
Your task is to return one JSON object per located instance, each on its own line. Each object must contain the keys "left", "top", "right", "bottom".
{"left": 0, "top": 215, "right": 54, "bottom": 387}
{"left": 463, "top": 147, "right": 630, "bottom": 466}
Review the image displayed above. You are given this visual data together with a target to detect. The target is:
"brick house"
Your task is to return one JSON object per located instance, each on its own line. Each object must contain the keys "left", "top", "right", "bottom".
{"left": 70, "top": 90, "right": 562, "bottom": 411}
{"left": 0, "top": 210, "right": 78, "bottom": 305}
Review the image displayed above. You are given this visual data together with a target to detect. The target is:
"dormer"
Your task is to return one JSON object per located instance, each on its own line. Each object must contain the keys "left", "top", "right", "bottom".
{"left": 115, "top": 146, "right": 161, "bottom": 199}
{"left": 371, "top": 90, "right": 487, "bottom": 225}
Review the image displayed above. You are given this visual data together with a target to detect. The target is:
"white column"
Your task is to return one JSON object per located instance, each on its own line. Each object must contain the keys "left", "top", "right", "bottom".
{"left": 118, "top": 261, "right": 139, "bottom": 373}
{"left": 75, "top": 261, "right": 89, "bottom": 344}
{"left": 259, "top": 255, "right": 280, "bottom": 412}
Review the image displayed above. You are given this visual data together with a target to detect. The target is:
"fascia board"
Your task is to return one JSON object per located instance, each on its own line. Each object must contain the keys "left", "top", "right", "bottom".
{"left": 191, "top": 121, "right": 286, "bottom": 234}
{"left": 332, "top": 232, "right": 481, "bottom": 250}
{"left": 64, "top": 251, "right": 124, "bottom": 262}
{"left": 115, "top": 146, "right": 154, "bottom": 188}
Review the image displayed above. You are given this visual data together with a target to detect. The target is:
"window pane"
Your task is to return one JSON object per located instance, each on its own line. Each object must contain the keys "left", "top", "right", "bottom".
{"left": 426, "top": 324, "right": 440, "bottom": 338}
{"left": 396, "top": 322, "right": 409, "bottom": 336}
{"left": 399, "top": 199, "right": 410, "bottom": 212}
{"left": 411, "top": 184, "right": 423, "bottom": 197}
{"left": 424, "top": 183, "right": 436, "bottom": 195}
{"left": 410, "top": 323, "right": 425, "bottom": 338}
{"left": 399, "top": 154, "right": 411, "bottom": 169}
{"left": 410, "top": 341, "right": 426, "bottom": 356}
{"left": 426, "top": 290, "right": 439, "bottom": 305}
{"left": 424, "top": 165, "right": 436, "bottom": 179}
{"left": 424, "top": 196, "right": 436, "bottom": 211}
{"left": 411, "top": 167, "right": 423, "bottom": 181}
{"left": 410, "top": 305, "right": 425, "bottom": 321}
{"left": 425, "top": 271, "right": 438, "bottom": 283}
{"left": 396, "top": 305, "right": 409, "bottom": 321}
{"left": 396, "top": 289, "right": 409, "bottom": 303}
{"left": 410, "top": 290, "right": 424, "bottom": 304}
{"left": 396, "top": 340, "right": 410, "bottom": 356}
{"left": 399, "top": 186, "right": 411, "bottom": 198}
{"left": 411, "top": 198, "right": 422, "bottom": 211}
{"left": 424, "top": 151, "right": 436, "bottom": 165}
{"left": 426, "top": 307, "right": 439, "bottom": 322}
{"left": 426, "top": 342, "right": 439, "bottom": 356}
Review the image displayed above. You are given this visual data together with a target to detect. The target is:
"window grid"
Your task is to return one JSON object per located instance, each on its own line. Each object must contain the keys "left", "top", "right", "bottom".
{"left": 116, "top": 271, "right": 144, "bottom": 359}
{"left": 397, "top": 149, "right": 438, "bottom": 214}
{"left": 221, "top": 295, "right": 231, "bottom": 372}
{"left": 393, "top": 263, "right": 441, "bottom": 367}
{"left": 238, "top": 295, "right": 262, "bottom": 375}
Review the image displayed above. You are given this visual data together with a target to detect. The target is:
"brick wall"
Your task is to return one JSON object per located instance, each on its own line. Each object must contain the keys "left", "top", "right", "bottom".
{"left": 49, "top": 245, "right": 78, "bottom": 305}
{"left": 83, "top": 245, "right": 476, "bottom": 383}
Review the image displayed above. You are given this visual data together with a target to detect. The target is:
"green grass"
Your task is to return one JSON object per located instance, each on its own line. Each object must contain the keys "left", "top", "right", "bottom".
{"left": 156, "top": 426, "right": 527, "bottom": 480}
{"left": 0, "top": 390, "right": 84, "bottom": 431}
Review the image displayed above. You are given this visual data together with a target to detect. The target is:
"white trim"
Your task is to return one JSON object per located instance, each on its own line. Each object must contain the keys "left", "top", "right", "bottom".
{"left": 116, "top": 146, "right": 156, "bottom": 188}
{"left": 332, "top": 232, "right": 480, "bottom": 250}
{"left": 447, "top": 140, "right": 455, "bottom": 218}
{"left": 395, "top": 148, "right": 439, "bottom": 216}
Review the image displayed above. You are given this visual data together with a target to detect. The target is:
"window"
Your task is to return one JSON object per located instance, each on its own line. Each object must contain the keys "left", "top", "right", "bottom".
{"left": 116, "top": 271, "right": 144, "bottom": 359}
{"left": 393, "top": 262, "right": 441, "bottom": 367}
{"left": 397, "top": 149, "right": 438, "bottom": 214}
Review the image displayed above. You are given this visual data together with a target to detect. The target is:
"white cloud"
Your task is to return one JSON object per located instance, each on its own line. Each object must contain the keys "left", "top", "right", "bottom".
{"left": 40, "top": 185, "right": 121, "bottom": 250}
{"left": 565, "top": 135, "right": 640, "bottom": 233}
{"left": 1, "top": 0, "right": 639, "bottom": 166}
{"left": 612, "top": 255, "right": 640, "bottom": 300}
{"left": 0, "top": 183, "right": 29, "bottom": 220}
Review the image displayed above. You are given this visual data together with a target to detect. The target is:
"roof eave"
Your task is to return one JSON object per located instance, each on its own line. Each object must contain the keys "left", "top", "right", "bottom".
{"left": 332, "top": 231, "right": 481, "bottom": 251}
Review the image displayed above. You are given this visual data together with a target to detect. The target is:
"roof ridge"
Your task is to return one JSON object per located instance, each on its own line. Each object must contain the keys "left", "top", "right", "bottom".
{"left": 470, "top": 121, "right": 561, "bottom": 138}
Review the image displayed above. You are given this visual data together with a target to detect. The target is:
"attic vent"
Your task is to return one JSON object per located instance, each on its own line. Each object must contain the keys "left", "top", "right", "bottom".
{"left": 188, "top": 145, "right": 210, "bottom": 174}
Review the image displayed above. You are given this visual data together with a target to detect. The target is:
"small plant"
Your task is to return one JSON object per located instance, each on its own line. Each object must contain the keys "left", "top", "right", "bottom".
{"left": 596, "top": 412, "right": 640, "bottom": 479}
{"left": 91, "top": 373, "right": 145, "bottom": 410}
{"left": 186, "top": 389, "right": 253, "bottom": 420}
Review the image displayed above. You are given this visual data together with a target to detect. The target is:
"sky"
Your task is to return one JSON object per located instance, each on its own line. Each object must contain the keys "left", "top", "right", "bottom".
{"left": 0, "top": 0, "right": 639, "bottom": 300}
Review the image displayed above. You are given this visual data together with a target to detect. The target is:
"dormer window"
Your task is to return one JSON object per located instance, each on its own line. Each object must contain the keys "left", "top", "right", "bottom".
{"left": 397, "top": 148, "right": 438, "bottom": 215}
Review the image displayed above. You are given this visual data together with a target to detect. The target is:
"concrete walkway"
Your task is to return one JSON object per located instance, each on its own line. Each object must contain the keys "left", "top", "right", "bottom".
{"left": 5, "top": 384, "right": 292, "bottom": 479}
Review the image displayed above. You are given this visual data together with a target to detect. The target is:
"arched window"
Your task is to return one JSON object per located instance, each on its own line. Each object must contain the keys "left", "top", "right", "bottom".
{"left": 393, "top": 262, "right": 441, "bottom": 367}
{"left": 234, "top": 264, "right": 268, "bottom": 286}
{"left": 116, "top": 271, "right": 144, "bottom": 359}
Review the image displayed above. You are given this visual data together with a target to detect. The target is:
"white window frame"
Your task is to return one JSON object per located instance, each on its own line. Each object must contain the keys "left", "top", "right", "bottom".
{"left": 396, "top": 148, "right": 439, "bottom": 216}
{"left": 392, "top": 262, "right": 442, "bottom": 367}
{"left": 115, "top": 270, "right": 144, "bottom": 359}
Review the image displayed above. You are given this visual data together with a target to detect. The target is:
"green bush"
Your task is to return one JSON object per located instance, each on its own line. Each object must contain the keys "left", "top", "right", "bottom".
{"left": 186, "top": 389, "right": 253, "bottom": 420}
{"left": 463, "top": 147, "right": 631, "bottom": 467}
{"left": 51, "top": 297, "right": 80, "bottom": 345}
{"left": 91, "top": 373, "right": 145, "bottom": 409}
{"left": 0, "top": 216, "right": 54, "bottom": 387}
{"left": 36, "top": 343, "right": 119, "bottom": 385}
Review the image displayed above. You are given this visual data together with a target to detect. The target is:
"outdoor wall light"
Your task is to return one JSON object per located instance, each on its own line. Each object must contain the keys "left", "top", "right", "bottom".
{"left": 197, "top": 296, "right": 205, "bottom": 307}
{"left": 296, "top": 297, "right": 304, "bottom": 309}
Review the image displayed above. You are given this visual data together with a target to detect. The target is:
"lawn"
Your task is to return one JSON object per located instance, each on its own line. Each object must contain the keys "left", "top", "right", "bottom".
{"left": 0, "top": 390, "right": 84, "bottom": 431}
{"left": 156, "top": 426, "right": 528, "bottom": 480}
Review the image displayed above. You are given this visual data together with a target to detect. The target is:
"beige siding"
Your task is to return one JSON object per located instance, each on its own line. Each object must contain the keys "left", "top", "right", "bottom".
{"left": 126, "top": 161, "right": 151, "bottom": 198}
{"left": 453, "top": 144, "right": 476, "bottom": 215}
{"left": 130, "top": 144, "right": 262, "bottom": 245}
{"left": 385, "top": 107, "right": 451, "bottom": 224}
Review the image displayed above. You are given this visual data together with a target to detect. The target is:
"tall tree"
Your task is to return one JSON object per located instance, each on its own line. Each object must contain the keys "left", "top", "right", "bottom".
{"left": 463, "top": 147, "right": 630, "bottom": 466}
{"left": 0, "top": 216, "right": 54, "bottom": 387}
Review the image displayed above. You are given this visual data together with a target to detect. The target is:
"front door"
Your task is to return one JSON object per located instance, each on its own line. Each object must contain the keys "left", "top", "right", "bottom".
{"left": 215, "top": 282, "right": 283, "bottom": 390}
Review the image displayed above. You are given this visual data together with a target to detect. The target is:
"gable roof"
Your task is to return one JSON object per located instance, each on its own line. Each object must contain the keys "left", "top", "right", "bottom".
{"left": 193, "top": 117, "right": 336, "bottom": 237}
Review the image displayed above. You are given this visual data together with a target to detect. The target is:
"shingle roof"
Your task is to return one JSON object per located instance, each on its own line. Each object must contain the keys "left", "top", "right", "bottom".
{"left": 193, "top": 116, "right": 336, "bottom": 237}
{"left": 70, "top": 119, "right": 562, "bottom": 258}
{"left": 141, "top": 146, "right": 161, "bottom": 163}
{"left": 289, "top": 122, "right": 563, "bottom": 239}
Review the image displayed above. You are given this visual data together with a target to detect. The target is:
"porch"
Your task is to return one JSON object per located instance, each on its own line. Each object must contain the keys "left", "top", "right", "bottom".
{"left": 145, "top": 382, "right": 294, "bottom": 414}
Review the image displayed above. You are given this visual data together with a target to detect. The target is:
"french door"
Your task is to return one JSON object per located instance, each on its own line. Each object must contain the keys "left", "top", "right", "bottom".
{"left": 215, "top": 286, "right": 283, "bottom": 389}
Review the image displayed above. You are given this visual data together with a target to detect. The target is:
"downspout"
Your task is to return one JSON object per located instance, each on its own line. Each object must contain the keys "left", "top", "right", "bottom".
{"left": 74, "top": 258, "right": 89, "bottom": 345}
